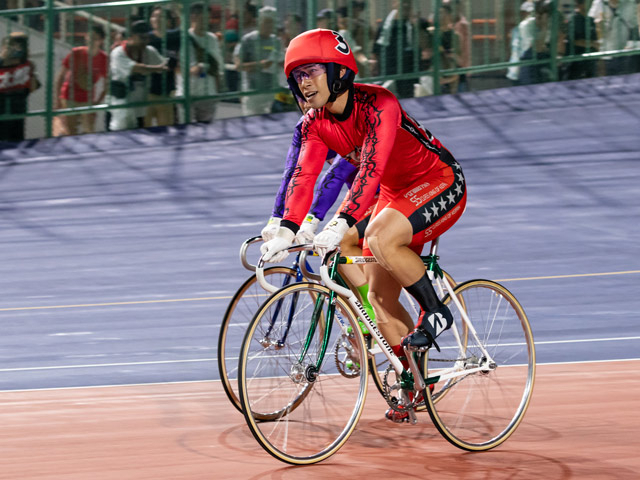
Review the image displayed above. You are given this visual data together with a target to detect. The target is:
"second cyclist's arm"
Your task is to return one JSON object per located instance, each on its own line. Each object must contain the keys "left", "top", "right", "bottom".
{"left": 281, "top": 117, "right": 329, "bottom": 233}
{"left": 309, "top": 156, "right": 357, "bottom": 221}
{"left": 271, "top": 119, "right": 304, "bottom": 218}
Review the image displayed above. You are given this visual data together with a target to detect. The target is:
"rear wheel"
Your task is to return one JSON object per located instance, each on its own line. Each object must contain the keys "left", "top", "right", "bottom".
{"left": 217, "top": 267, "right": 297, "bottom": 413}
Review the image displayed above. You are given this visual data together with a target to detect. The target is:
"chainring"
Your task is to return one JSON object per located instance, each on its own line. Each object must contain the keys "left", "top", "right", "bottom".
{"left": 382, "top": 364, "right": 423, "bottom": 413}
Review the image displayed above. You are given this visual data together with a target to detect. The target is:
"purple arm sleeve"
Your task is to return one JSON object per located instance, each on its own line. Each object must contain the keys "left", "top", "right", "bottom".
{"left": 310, "top": 156, "right": 357, "bottom": 221}
{"left": 271, "top": 118, "right": 304, "bottom": 218}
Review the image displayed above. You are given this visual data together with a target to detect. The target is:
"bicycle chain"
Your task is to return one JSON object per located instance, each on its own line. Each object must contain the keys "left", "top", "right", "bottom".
{"left": 382, "top": 365, "right": 414, "bottom": 413}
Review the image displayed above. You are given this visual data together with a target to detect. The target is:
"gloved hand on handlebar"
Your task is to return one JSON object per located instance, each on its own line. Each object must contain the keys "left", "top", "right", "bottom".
{"left": 260, "top": 227, "right": 295, "bottom": 263}
{"left": 261, "top": 216, "right": 281, "bottom": 242}
{"left": 313, "top": 217, "right": 350, "bottom": 259}
{"left": 295, "top": 214, "right": 320, "bottom": 244}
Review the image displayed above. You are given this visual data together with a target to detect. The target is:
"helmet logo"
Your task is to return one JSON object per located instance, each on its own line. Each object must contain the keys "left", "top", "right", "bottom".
{"left": 332, "top": 31, "right": 350, "bottom": 55}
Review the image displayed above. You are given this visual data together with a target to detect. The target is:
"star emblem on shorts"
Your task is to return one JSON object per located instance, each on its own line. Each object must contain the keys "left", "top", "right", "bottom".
{"left": 457, "top": 172, "right": 464, "bottom": 183}
{"left": 422, "top": 207, "right": 432, "bottom": 223}
{"left": 431, "top": 203, "right": 439, "bottom": 216}
{"left": 438, "top": 198, "right": 447, "bottom": 211}
{"left": 447, "top": 191, "right": 456, "bottom": 204}
{"left": 454, "top": 183, "right": 463, "bottom": 196}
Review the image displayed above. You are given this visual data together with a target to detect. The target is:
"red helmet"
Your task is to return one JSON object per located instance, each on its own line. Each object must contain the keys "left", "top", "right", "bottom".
{"left": 285, "top": 29, "right": 358, "bottom": 105}
{"left": 285, "top": 29, "right": 358, "bottom": 77}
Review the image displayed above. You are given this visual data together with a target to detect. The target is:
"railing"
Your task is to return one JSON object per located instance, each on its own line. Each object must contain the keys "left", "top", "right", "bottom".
{"left": 1, "top": 0, "right": 639, "bottom": 140}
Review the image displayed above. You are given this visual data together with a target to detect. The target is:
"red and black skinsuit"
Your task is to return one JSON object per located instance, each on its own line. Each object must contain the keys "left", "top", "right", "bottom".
{"left": 280, "top": 83, "right": 466, "bottom": 254}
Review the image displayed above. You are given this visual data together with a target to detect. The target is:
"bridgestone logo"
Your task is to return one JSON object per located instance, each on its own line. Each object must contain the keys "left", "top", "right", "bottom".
{"left": 354, "top": 301, "right": 393, "bottom": 356}
{"left": 350, "top": 257, "right": 378, "bottom": 264}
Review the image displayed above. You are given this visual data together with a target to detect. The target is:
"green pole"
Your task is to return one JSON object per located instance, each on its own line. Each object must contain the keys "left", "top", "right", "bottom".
{"left": 433, "top": 0, "right": 441, "bottom": 96}
{"left": 181, "top": 0, "right": 191, "bottom": 124}
{"left": 44, "top": 0, "right": 55, "bottom": 137}
{"left": 549, "top": 0, "right": 559, "bottom": 81}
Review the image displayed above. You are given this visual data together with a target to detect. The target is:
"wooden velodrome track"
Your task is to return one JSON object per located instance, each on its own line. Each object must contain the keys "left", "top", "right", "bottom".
{"left": 1, "top": 75, "right": 639, "bottom": 478}
{"left": 1, "top": 361, "right": 639, "bottom": 479}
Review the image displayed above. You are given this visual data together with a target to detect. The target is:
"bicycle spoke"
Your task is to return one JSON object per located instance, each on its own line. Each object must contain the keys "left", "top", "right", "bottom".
{"left": 425, "top": 280, "right": 535, "bottom": 451}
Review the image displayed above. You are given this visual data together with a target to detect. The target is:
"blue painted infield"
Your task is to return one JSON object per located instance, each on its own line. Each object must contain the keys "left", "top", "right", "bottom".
{"left": 1, "top": 74, "right": 639, "bottom": 390}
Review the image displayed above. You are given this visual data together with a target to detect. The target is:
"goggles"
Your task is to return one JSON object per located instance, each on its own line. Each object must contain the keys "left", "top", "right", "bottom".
{"left": 291, "top": 63, "right": 327, "bottom": 84}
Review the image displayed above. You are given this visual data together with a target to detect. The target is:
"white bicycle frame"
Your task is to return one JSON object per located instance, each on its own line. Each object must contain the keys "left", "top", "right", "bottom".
{"left": 256, "top": 240, "right": 496, "bottom": 421}
{"left": 319, "top": 243, "right": 496, "bottom": 392}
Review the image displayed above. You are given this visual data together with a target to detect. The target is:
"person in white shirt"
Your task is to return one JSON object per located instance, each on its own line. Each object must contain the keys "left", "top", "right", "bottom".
{"left": 506, "top": 1, "right": 535, "bottom": 83}
{"left": 589, "top": 0, "right": 640, "bottom": 75}
{"left": 176, "top": 2, "right": 225, "bottom": 123}
{"left": 107, "top": 20, "right": 167, "bottom": 131}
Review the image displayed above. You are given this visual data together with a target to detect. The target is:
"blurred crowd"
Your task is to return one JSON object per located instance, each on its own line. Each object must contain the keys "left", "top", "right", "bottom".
{"left": 1, "top": 0, "right": 639, "bottom": 141}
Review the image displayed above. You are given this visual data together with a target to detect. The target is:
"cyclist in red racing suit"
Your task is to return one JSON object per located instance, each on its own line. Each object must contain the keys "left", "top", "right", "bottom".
{"left": 261, "top": 29, "right": 467, "bottom": 421}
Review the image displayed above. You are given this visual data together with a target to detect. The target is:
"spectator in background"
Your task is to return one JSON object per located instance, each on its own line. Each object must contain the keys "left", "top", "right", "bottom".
{"left": 518, "top": 0, "right": 562, "bottom": 85}
{"left": 177, "top": 2, "right": 224, "bottom": 124}
{"left": 223, "top": 29, "right": 240, "bottom": 93}
{"left": 448, "top": 0, "right": 471, "bottom": 92}
{"left": 506, "top": 1, "right": 535, "bottom": 84}
{"left": 373, "top": 0, "right": 418, "bottom": 98}
{"left": 146, "top": 7, "right": 180, "bottom": 127}
{"left": 316, "top": 9, "right": 337, "bottom": 30}
{"left": 241, "top": 1, "right": 259, "bottom": 35}
{"left": 421, "top": 3, "right": 461, "bottom": 95}
{"left": 337, "top": 6, "right": 371, "bottom": 77}
{"left": 350, "top": 1, "right": 372, "bottom": 55}
{"left": 0, "top": 32, "right": 40, "bottom": 142}
{"left": 280, "top": 13, "right": 303, "bottom": 49}
{"left": 433, "top": 3, "right": 462, "bottom": 94}
{"left": 565, "top": 0, "right": 599, "bottom": 80}
{"left": 107, "top": 20, "right": 167, "bottom": 131}
{"left": 589, "top": 0, "right": 640, "bottom": 75}
{"left": 234, "top": 5, "right": 283, "bottom": 116}
{"left": 53, "top": 25, "right": 108, "bottom": 136}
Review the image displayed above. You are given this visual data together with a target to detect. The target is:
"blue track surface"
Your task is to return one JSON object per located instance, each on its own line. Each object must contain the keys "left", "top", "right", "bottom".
{"left": 1, "top": 74, "right": 639, "bottom": 390}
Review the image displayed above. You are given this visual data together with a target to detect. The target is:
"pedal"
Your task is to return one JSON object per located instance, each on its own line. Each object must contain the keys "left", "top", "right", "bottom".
{"left": 403, "top": 346, "right": 426, "bottom": 392}
{"left": 399, "top": 389, "right": 418, "bottom": 425}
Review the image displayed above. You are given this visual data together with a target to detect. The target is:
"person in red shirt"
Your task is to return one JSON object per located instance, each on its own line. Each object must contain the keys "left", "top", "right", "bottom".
{"left": 53, "top": 25, "right": 108, "bottom": 135}
{"left": 260, "top": 29, "right": 467, "bottom": 422}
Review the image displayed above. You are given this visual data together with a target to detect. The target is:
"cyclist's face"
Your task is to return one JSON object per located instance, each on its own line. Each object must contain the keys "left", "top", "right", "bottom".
{"left": 292, "top": 63, "right": 329, "bottom": 109}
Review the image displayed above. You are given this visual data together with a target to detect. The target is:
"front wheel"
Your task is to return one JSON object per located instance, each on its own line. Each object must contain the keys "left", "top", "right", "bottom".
{"left": 238, "top": 282, "right": 368, "bottom": 465}
{"left": 424, "top": 279, "right": 536, "bottom": 450}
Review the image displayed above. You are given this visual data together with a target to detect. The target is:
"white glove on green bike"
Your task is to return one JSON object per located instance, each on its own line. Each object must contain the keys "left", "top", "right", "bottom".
{"left": 313, "top": 217, "right": 350, "bottom": 259}
{"left": 260, "top": 227, "right": 295, "bottom": 263}
{"left": 260, "top": 216, "right": 281, "bottom": 241}
{"left": 295, "top": 214, "right": 320, "bottom": 244}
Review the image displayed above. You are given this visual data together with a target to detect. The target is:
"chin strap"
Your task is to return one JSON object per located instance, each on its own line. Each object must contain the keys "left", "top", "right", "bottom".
{"left": 327, "top": 62, "right": 355, "bottom": 103}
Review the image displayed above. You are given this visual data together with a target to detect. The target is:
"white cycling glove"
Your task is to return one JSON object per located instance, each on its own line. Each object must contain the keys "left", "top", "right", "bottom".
{"left": 313, "top": 217, "right": 351, "bottom": 259}
{"left": 260, "top": 216, "right": 281, "bottom": 242}
{"left": 295, "top": 214, "right": 320, "bottom": 244}
{"left": 260, "top": 227, "right": 296, "bottom": 263}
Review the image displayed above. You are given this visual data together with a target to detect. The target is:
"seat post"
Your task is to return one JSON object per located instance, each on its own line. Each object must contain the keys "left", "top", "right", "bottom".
{"left": 429, "top": 237, "right": 440, "bottom": 257}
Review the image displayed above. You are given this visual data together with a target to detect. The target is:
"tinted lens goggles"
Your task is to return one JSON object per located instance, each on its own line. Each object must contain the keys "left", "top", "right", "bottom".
{"left": 291, "top": 63, "right": 327, "bottom": 84}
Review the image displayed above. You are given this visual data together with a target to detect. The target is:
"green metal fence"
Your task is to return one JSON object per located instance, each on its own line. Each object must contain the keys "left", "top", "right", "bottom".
{"left": 1, "top": 0, "right": 639, "bottom": 140}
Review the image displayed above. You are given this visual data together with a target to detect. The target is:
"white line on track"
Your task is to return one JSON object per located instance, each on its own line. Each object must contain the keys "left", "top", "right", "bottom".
{"left": 1, "top": 335, "right": 638, "bottom": 374}
{"left": 0, "top": 270, "right": 638, "bottom": 312}
{"left": 1, "top": 357, "right": 639, "bottom": 394}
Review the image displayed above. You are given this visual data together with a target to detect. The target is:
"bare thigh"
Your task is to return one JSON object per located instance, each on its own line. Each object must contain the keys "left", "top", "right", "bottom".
{"left": 365, "top": 263, "right": 415, "bottom": 346}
